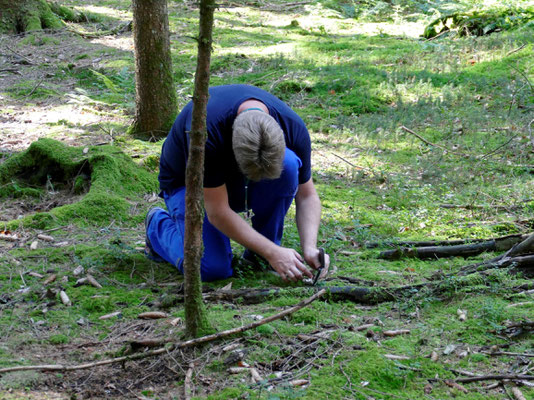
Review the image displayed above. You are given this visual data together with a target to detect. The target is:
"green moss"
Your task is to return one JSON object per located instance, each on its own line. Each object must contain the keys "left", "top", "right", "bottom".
{"left": 48, "top": 334, "right": 69, "bottom": 345}
{"left": 0, "top": 139, "right": 158, "bottom": 228}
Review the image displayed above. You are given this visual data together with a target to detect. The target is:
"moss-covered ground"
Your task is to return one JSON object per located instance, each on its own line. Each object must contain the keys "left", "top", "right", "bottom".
{"left": 0, "top": 0, "right": 533, "bottom": 399}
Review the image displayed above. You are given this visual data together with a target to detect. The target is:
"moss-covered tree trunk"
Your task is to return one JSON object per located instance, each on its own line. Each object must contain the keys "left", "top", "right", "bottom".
{"left": 0, "top": 0, "right": 63, "bottom": 33}
{"left": 130, "top": 0, "right": 177, "bottom": 141}
{"left": 183, "top": 0, "right": 215, "bottom": 338}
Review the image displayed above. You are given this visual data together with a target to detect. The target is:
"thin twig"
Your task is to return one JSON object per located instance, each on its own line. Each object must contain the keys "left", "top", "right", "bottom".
{"left": 3, "top": 44, "right": 33, "bottom": 64}
{"left": 506, "top": 44, "right": 526, "bottom": 56}
{"left": 400, "top": 126, "right": 466, "bottom": 156}
{"left": 454, "top": 374, "right": 534, "bottom": 383}
{"left": 21, "top": 77, "right": 45, "bottom": 99}
{"left": 481, "top": 351, "right": 534, "bottom": 358}
{"left": 184, "top": 362, "right": 194, "bottom": 400}
{"left": 331, "top": 152, "right": 366, "bottom": 170}
{"left": 0, "top": 289, "right": 326, "bottom": 374}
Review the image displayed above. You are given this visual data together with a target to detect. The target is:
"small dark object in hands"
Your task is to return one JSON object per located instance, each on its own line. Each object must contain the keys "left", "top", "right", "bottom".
{"left": 312, "top": 247, "right": 325, "bottom": 286}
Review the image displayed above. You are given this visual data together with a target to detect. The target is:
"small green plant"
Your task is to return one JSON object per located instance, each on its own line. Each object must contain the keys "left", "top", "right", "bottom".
{"left": 48, "top": 334, "right": 69, "bottom": 345}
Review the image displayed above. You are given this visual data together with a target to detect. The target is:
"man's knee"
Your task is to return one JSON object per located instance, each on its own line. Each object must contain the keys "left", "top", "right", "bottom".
{"left": 200, "top": 259, "right": 233, "bottom": 282}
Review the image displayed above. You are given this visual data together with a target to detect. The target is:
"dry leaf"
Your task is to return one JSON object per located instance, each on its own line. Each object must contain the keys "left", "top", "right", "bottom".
{"left": 289, "top": 379, "right": 309, "bottom": 387}
{"left": 250, "top": 368, "right": 262, "bottom": 383}
{"left": 59, "top": 290, "right": 71, "bottom": 306}
{"left": 37, "top": 234, "right": 54, "bottom": 242}
{"left": 444, "top": 380, "right": 468, "bottom": 393}
{"left": 27, "top": 271, "right": 44, "bottom": 278}
{"left": 99, "top": 311, "right": 122, "bottom": 320}
{"left": 227, "top": 367, "right": 249, "bottom": 374}
{"left": 30, "top": 240, "right": 38, "bottom": 250}
{"left": 138, "top": 311, "right": 169, "bottom": 319}
{"left": 424, "top": 384, "right": 433, "bottom": 394}
{"left": 43, "top": 274, "right": 57, "bottom": 285}
{"left": 383, "top": 329, "right": 410, "bottom": 337}
{"left": 86, "top": 274, "right": 103, "bottom": 289}
{"left": 430, "top": 351, "right": 439, "bottom": 362}
{"left": 354, "top": 323, "right": 375, "bottom": 331}
{"left": 73, "top": 265, "right": 84, "bottom": 276}
{"left": 170, "top": 317, "right": 183, "bottom": 326}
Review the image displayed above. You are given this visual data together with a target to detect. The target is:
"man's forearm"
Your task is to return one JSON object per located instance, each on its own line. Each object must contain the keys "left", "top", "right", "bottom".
{"left": 295, "top": 193, "right": 321, "bottom": 252}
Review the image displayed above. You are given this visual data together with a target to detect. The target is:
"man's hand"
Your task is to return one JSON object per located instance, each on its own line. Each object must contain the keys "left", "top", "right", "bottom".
{"left": 304, "top": 247, "right": 330, "bottom": 278}
{"left": 266, "top": 246, "right": 313, "bottom": 282}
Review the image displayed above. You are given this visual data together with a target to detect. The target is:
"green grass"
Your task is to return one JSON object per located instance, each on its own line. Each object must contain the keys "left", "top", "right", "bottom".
{"left": 0, "top": 0, "right": 533, "bottom": 399}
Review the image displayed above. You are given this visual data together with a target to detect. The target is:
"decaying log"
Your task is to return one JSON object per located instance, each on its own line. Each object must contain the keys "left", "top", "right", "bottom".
{"left": 158, "top": 286, "right": 396, "bottom": 308}
{"left": 366, "top": 233, "right": 528, "bottom": 249}
{"left": 157, "top": 264, "right": 534, "bottom": 308}
{"left": 378, "top": 234, "right": 529, "bottom": 260}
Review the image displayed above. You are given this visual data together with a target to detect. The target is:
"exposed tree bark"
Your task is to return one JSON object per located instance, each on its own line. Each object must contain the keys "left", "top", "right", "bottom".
{"left": 130, "top": 0, "right": 177, "bottom": 141}
{"left": 183, "top": 0, "right": 215, "bottom": 338}
{"left": 378, "top": 234, "right": 528, "bottom": 260}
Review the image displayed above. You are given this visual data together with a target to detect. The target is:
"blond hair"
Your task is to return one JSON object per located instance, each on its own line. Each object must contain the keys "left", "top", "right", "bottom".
{"left": 232, "top": 110, "right": 286, "bottom": 181}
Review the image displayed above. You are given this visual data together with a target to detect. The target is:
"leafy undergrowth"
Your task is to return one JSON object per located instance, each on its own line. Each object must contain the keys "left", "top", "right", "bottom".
{"left": 1, "top": 0, "right": 534, "bottom": 399}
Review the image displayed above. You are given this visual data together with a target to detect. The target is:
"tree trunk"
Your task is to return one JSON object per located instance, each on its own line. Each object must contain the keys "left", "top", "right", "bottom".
{"left": 0, "top": 0, "right": 63, "bottom": 33}
{"left": 183, "top": 0, "right": 215, "bottom": 338}
{"left": 130, "top": 0, "right": 177, "bottom": 141}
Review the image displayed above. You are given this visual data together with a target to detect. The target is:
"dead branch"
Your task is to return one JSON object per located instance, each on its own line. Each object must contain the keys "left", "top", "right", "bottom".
{"left": 184, "top": 363, "right": 194, "bottom": 400}
{"left": 0, "top": 289, "right": 326, "bottom": 375}
{"left": 481, "top": 351, "right": 534, "bottom": 358}
{"left": 458, "top": 232, "right": 534, "bottom": 275}
{"left": 378, "top": 234, "right": 528, "bottom": 260}
{"left": 444, "top": 380, "right": 468, "bottom": 393}
{"left": 507, "top": 44, "right": 526, "bottom": 56}
{"left": 454, "top": 374, "right": 534, "bottom": 383}
{"left": 366, "top": 233, "right": 528, "bottom": 249}
{"left": 511, "top": 386, "right": 527, "bottom": 400}
{"left": 400, "top": 126, "right": 467, "bottom": 156}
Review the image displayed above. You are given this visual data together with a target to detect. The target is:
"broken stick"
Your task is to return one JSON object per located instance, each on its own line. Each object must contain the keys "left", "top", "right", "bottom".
{"left": 0, "top": 289, "right": 326, "bottom": 374}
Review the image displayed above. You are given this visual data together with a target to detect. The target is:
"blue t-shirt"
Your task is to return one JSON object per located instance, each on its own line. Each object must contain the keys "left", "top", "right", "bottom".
{"left": 159, "top": 85, "right": 312, "bottom": 209}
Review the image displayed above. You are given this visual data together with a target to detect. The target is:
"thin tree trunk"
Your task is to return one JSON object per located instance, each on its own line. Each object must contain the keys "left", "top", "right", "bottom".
{"left": 131, "top": 0, "right": 177, "bottom": 140}
{"left": 183, "top": 0, "right": 215, "bottom": 338}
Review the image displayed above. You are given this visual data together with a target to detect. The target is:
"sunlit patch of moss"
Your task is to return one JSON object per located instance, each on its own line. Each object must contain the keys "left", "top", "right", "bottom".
{"left": 0, "top": 139, "right": 158, "bottom": 228}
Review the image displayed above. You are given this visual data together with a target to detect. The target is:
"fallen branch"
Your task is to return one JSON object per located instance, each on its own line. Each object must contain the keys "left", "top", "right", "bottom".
{"left": 482, "top": 350, "right": 534, "bottom": 358}
{"left": 0, "top": 289, "right": 326, "bottom": 374}
{"left": 378, "top": 234, "right": 528, "bottom": 260}
{"left": 366, "top": 233, "right": 528, "bottom": 249}
{"left": 458, "top": 232, "right": 534, "bottom": 275}
{"left": 454, "top": 374, "right": 534, "bottom": 383}
{"left": 184, "top": 363, "right": 194, "bottom": 400}
{"left": 400, "top": 126, "right": 467, "bottom": 156}
{"left": 511, "top": 386, "right": 527, "bottom": 400}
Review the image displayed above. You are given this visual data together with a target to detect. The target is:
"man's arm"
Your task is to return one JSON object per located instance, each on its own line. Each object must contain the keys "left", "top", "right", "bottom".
{"left": 294, "top": 178, "right": 330, "bottom": 271}
{"left": 204, "top": 185, "right": 313, "bottom": 282}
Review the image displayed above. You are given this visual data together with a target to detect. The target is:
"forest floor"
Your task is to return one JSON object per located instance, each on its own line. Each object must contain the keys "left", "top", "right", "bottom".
{"left": 1, "top": 0, "right": 534, "bottom": 399}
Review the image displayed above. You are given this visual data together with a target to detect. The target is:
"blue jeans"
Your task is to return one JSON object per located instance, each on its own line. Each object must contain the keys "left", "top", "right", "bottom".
{"left": 147, "top": 148, "right": 302, "bottom": 281}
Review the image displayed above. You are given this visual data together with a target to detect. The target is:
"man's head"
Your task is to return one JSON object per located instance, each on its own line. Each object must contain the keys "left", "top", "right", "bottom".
{"left": 232, "top": 110, "right": 285, "bottom": 181}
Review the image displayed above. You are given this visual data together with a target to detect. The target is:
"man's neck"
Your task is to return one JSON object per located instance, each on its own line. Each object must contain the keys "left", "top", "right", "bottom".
{"left": 237, "top": 99, "right": 269, "bottom": 115}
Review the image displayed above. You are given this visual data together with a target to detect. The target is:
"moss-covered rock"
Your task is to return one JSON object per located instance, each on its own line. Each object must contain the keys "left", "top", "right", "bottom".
{"left": 0, "top": 138, "right": 158, "bottom": 228}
